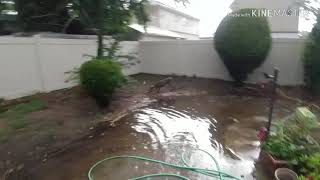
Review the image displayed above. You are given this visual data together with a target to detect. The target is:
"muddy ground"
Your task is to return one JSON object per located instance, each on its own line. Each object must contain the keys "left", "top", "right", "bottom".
{"left": 0, "top": 74, "right": 318, "bottom": 180}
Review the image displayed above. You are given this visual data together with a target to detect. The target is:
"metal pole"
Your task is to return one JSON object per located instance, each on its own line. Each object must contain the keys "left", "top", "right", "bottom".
{"left": 267, "top": 68, "right": 279, "bottom": 134}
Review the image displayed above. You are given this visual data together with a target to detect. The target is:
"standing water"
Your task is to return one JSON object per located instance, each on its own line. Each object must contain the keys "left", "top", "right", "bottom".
{"left": 32, "top": 95, "right": 286, "bottom": 180}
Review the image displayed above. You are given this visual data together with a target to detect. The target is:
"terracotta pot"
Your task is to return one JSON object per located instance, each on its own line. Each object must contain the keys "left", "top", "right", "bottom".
{"left": 259, "top": 151, "right": 289, "bottom": 174}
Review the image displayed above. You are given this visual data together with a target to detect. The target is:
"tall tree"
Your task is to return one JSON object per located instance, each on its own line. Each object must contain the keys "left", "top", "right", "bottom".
{"left": 304, "top": 15, "right": 320, "bottom": 95}
{"left": 14, "top": 0, "right": 70, "bottom": 32}
{"left": 8, "top": 0, "right": 188, "bottom": 57}
{"left": 0, "top": 0, "right": 17, "bottom": 34}
{"left": 71, "top": 0, "right": 149, "bottom": 58}
{"left": 71, "top": 0, "right": 188, "bottom": 58}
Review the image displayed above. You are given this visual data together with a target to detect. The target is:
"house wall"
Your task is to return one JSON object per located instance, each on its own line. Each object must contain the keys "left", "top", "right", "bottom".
{"left": 231, "top": 0, "right": 299, "bottom": 33}
{"left": 147, "top": 5, "right": 161, "bottom": 28}
{"left": 157, "top": 6, "right": 199, "bottom": 38}
{"left": 147, "top": 2, "right": 200, "bottom": 39}
{"left": 141, "top": 35, "right": 179, "bottom": 41}
{"left": 0, "top": 36, "right": 305, "bottom": 99}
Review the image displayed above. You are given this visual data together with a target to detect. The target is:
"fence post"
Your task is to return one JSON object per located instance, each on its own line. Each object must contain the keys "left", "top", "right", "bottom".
{"left": 33, "top": 34, "right": 46, "bottom": 92}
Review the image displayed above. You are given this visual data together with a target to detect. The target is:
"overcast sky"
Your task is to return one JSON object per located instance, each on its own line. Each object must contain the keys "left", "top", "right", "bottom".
{"left": 157, "top": 0, "right": 318, "bottom": 37}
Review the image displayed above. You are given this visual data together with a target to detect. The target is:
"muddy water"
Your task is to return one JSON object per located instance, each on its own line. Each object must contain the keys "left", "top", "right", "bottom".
{"left": 32, "top": 95, "right": 292, "bottom": 180}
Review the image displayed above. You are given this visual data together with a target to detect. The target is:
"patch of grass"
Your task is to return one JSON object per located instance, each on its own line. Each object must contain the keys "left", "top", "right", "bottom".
{"left": 8, "top": 116, "right": 28, "bottom": 129}
{"left": 0, "top": 98, "right": 4, "bottom": 113}
{"left": 0, "top": 98, "right": 46, "bottom": 117}
{"left": 5, "top": 98, "right": 46, "bottom": 115}
{"left": 0, "top": 98, "right": 46, "bottom": 141}
{"left": 0, "top": 129, "right": 10, "bottom": 143}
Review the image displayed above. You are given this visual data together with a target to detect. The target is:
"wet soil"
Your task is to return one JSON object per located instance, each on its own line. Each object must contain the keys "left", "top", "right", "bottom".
{"left": 0, "top": 74, "right": 315, "bottom": 180}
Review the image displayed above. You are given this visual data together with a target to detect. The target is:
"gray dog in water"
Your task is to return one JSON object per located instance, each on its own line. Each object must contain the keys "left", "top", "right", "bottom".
{"left": 148, "top": 77, "right": 174, "bottom": 93}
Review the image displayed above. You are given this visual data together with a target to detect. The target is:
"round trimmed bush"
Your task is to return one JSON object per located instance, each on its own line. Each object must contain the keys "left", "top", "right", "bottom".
{"left": 303, "top": 16, "right": 320, "bottom": 96}
{"left": 214, "top": 8, "right": 271, "bottom": 85}
{"left": 80, "top": 58, "right": 125, "bottom": 106}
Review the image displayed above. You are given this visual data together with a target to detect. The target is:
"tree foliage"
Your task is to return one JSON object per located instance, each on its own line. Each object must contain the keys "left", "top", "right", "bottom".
{"left": 303, "top": 15, "right": 320, "bottom": 95}
{"left": 1, "top": 0, "right": 187, "bottom": 57}
{"left": 0, "top": 0, "right": 17, "bottom": 34}
{"left": 71, "top": 0, "right": 149, "bottom": 58}
{"left": 14, "top": 0, "right": 70, "bottom": 32}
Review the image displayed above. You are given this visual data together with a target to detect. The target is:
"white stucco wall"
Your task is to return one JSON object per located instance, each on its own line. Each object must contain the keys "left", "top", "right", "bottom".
{"left": 231, "top": 0, "right": 299, "bottom": 33}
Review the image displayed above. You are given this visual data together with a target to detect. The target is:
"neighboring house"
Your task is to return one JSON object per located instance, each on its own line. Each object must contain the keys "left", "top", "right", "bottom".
{"left": 130, "top": 0, "right": 200, "bottom": 40}
{"left": 230, "top": 0, "right": 300, "bottom": 38}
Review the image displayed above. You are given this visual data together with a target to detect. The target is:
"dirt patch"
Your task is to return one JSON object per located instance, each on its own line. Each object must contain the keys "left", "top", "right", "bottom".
{"left": 0, "top": 74, "right": 169, "bottom": 179}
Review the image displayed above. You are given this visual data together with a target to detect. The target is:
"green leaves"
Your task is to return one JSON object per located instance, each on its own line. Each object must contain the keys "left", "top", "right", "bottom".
{"left": 14, "top": 0, "right": 71, "bottom": 31}
{"left": 262, "top": 134, "right": 303, "bottom": 161}
{"left": 262, "top": 107, "right": 320, "bottom": 174}
{"left": 71, "top": 0, "right": 149, "bottom": 57}
{"left": 303, "top": 15, "right": 320, "bottom": 96}
{"left": 73, "top": 0, "right": 149, "bottom": 35}
{"left": 79, "top": 58, "right": 126, "bottom": 106}
{"left": 298, "top": 153, "right": 320, "bottom": 180}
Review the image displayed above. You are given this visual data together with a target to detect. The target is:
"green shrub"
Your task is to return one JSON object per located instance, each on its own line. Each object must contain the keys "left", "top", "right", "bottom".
{"left": 303, "top": 16, "right": 320, "bottom": 95}
{"left": 214, "top": 8, "right": 271, "bottom": 85}
{"left": 79, "top": 58, "right": 125, "bottom": 106}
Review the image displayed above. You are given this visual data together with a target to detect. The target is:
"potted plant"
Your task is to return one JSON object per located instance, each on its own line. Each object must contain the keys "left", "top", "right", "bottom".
{"left": 260, "top": 134, "right": 296, "bottom": 173}
{"left": 260, "top": 108, "right": 320, "bottom": 174}
{"left": 297, "top": 153, "right": 320, "bottom": 180}
{"left": 275, "top": 168, "right": 298, "bottom": 180}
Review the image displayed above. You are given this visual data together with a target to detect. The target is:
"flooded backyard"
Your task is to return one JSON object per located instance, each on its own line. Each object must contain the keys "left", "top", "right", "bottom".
{"left": 30, "top": 79, "right": 295, "bottom": 180}
{"left": 1, "top": 74, "right": 302, "bottom": 180}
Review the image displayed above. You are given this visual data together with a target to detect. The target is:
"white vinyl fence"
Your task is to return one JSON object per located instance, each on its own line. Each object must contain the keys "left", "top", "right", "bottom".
{"left": 0, "top": 35, "right": 140, "bottom": 99}
{"left": 0, "top": 35, "right": 305, "bottom": 99}
{"left": 140, "top": 38, "right": 305, "bottom": 86}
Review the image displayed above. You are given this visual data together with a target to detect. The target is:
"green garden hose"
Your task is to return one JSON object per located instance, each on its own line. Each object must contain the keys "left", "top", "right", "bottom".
{"left": 88, "top": 149, "right": 241, "bottom": 180}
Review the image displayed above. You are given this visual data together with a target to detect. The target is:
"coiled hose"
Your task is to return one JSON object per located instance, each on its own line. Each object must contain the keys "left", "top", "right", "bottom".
{"left": 88, "top": 149, "right": 241, "bottom": 180}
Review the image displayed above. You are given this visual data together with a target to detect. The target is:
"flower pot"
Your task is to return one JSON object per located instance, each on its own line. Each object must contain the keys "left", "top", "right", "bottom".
{"left": 275, "top": 168, "right": 298, "bottom": 180}
{"left": 259, "top": 151, "right": 289, "bottom": 174}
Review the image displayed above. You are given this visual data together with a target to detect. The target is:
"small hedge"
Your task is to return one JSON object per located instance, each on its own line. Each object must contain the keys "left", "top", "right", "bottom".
{"left": 80, "top": 58, "right": 125, "bottom": 106}
{"left": 303, "top": 16, "right": 320, "bottom": 96}
{"left": 214, "top": 8, "right": 271, "bottom": 85}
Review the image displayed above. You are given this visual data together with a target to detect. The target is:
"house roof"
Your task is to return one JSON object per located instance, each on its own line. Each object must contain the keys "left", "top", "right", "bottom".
{"left": 129, "top": 24, "right": 184, "bottom": 39}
